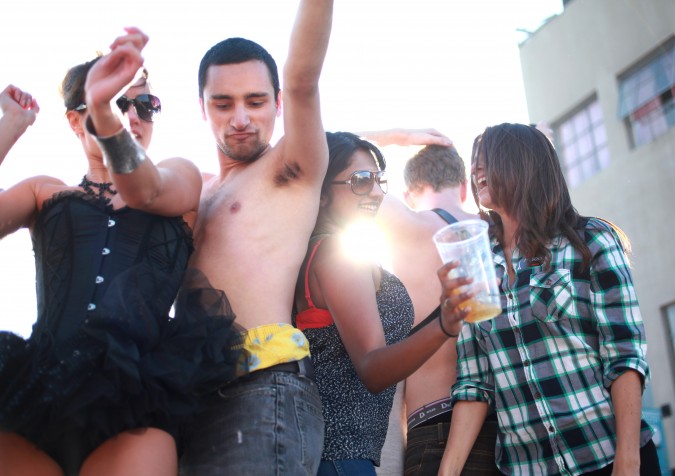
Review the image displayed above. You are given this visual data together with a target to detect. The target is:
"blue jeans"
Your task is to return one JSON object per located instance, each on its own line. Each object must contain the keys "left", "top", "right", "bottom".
{"left": 318, "top": 459, "right": 377, "bottom": 476}
{"left": 179, "top": 369, "right": 324, "bottom": 475}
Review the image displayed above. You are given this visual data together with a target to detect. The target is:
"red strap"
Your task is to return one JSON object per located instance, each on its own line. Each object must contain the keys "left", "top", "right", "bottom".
{"left": 296, "top": 307, "right": 334, "bottom": 330}
{"left": 297, "top": 236, "right": 334, "bottom": 330}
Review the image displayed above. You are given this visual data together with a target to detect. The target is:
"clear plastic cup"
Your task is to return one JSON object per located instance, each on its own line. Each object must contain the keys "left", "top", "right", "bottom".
{"left": 432, "top": 219, "right": 501, "bottom": 323}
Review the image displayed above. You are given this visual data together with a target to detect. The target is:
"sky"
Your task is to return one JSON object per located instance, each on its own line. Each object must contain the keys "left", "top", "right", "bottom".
{"left": 0, "top": 0, "right": 563, "bottom": 336}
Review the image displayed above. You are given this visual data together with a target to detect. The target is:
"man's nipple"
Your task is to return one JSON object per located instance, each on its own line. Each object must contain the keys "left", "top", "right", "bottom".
{"left": 230, "top": 201, "right": 241, "bottom": 213}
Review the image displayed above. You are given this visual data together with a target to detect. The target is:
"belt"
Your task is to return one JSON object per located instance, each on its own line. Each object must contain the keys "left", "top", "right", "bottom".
{"left": 259, "top": 356, "right": 315, "bottom": 380}
{"left": 215, "top": 357, "right": 315, "bottom": 398}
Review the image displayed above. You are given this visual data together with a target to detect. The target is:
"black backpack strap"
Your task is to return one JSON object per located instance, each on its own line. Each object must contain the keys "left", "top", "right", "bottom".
{"left": 410, "top": 209, "right": 457, "bottom": 336}
{"left": 432, "top": 208, "right": 458, "bottom": 225}
{"left": 408, "top": 305, "right": 441, "bottom": 336}
{"left": 407, "top": 210, "right": 459, "bottom": 336}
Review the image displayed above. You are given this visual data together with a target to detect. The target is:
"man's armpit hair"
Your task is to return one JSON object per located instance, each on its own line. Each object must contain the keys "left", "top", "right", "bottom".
{"left": 274, "top": 161, "right": 303, "bottom": 186}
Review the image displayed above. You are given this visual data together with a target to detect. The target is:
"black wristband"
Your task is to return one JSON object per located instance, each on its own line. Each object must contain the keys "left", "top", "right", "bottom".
{"left": 438, "top": 314, "right": 459, "bottom": 338}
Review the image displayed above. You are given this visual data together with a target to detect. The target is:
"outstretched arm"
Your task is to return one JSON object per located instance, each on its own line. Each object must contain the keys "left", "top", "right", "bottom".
{"left": 363, "top": 128, "right": 453, "bottom": 246}
{"left": 359, "top": 128, "right": 452, "bottom": 147}
{"left": 85, "top": 28, "right": 200, "bottom": 217}
{"left": 0, "top": 85, "right": 39, "bottom": 166}
{"left": 280, "top": 0, "right": 334, "bottom": 182}
{"left": 0, "top": 85, "right": 50, "bottom": 239}
{"left": 315, "top": 245, "right": 472, "bottom": 393}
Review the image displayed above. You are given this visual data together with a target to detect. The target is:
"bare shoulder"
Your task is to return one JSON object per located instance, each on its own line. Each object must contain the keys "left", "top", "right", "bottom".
{"left": 35, "top": 176, "right": 76, "bottom": 203}
{"left": 157, "top": 156, "right": 200, "bottom": 174}
{"left": 0, "top": 175, "right": 68, "bottom": 236}
{"left": 24, "top": 174, "right": 65, "bottom": 186}
{"left": 314, "top": 234, "right": 372, "bottom": 277}
{"left": 21, "top": 175, "right": 66, "bottom": 195}
{"left": 0, "top": 174, "right": 63, "bottom": 198}
{"left": 201, "top": 172, "right": 217, "bottom": 187}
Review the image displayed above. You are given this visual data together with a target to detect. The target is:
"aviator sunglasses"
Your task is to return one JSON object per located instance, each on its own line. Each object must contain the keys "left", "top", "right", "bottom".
{"left": 74, "top": 94, "right": 162, "bottom": 123}
{"left": 331, "top": 170, "right": 388, "bottom": 195}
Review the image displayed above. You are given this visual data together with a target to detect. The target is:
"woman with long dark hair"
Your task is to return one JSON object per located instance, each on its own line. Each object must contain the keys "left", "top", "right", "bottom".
{"left": 439, "top": 123, "right": 659, "bottom": 475}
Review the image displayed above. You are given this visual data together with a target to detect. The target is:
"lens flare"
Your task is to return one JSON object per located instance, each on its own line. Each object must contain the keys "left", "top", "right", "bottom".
{"left": 338, "top": 220, "right": 390, "bottom": 267}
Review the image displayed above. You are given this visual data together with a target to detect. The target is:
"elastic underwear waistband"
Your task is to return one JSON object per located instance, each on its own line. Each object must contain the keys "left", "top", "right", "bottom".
{"left": 407, "top": 397, "right": 453, "bottom": 431}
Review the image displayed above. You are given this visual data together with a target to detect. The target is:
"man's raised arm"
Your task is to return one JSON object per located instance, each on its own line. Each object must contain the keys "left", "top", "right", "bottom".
{"left": 281, "top": 0, "right": 334, "bottom": 181}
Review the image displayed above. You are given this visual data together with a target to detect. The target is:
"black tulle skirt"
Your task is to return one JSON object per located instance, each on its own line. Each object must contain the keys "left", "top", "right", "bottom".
{"left": 0, "top": 268, "right": 242, "bottom": 473}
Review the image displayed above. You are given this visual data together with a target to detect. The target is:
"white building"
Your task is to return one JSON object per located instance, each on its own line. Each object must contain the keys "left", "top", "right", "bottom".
{"left": 519, "top": 0, "right": 675, "bottom": 473}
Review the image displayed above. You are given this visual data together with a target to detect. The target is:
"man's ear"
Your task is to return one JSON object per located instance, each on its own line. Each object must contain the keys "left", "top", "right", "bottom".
{"left": 403, "top": 189, "right": 416, "bottom": 209}
{"left": 460, "top": 181, "right": 468, "bottom": 204}
{"left": 199, "top": 97, "right": 207, "bottom": 120}
{"left": 275, "top": 90, "right": 282, "bottom": 118}
{"left": 66, "top": 110, "right": 84, "bottom": 137}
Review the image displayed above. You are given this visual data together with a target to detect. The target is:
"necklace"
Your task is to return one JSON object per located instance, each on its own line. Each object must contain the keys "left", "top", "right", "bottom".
{"left": 79, "top": 175, "right": 118, "bottom": 203}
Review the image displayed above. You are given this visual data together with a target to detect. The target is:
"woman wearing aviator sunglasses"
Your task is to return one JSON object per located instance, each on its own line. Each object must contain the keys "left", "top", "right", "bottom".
{"left": 293, "top": 131, "right": 470, "bottom": 476}
{"left": 0, "top": 28, "right": 241, "bottom": 476}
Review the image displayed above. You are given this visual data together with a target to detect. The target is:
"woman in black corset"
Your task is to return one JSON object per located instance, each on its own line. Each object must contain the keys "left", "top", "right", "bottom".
{"left": 0, "top": 28, "right": 240, "bottom": 476}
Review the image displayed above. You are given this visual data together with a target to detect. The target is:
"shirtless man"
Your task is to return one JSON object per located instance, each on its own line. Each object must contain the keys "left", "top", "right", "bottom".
{"left": 363, "top": 128, "right": 500, "bottom": 476}
{"left": 178, "top": 1, "right": 334, "bottom": 475}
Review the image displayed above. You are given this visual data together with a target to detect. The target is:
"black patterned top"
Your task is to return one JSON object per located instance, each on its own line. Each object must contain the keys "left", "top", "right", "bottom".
{"left": 298, "top": 266, "right": 414, "bottom": 465}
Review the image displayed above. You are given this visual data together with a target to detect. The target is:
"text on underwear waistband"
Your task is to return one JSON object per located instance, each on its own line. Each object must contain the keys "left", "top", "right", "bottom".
{"left": 407, "top": 397, "right": 453, "bottom": 431}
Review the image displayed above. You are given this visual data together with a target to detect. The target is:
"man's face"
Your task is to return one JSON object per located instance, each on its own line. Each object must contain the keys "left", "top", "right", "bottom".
{"left": 200, "top": 60, "right": 281, "bottom": 163}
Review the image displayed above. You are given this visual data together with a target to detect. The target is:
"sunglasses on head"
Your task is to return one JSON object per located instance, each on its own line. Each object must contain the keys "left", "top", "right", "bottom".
{"left": 115, "top": 94, "right": 161, "bottom": 122}
{"left": 331, "top": 170, "right": 388, "bottom": 195}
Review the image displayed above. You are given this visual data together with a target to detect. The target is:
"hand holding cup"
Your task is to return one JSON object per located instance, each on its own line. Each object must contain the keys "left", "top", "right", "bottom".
{"left": 433, "top": 220, "right": 502, "bottom": 323}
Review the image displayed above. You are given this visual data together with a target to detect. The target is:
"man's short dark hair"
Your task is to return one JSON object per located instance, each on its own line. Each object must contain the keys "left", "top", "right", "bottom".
{"left": 403, "top": 145, "right": 466, "bottom": 192}
{"left": 198, "top": 37, "right": 280, "bottom": 100}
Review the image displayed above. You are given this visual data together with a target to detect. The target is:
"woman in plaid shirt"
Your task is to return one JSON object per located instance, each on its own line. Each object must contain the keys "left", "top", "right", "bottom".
{"left": 438, "top": 123, "right": 660, "bottom": 475}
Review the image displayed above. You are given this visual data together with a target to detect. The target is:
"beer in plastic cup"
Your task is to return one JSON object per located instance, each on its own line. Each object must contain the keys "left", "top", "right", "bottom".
{"left": 432, "top": 219, "right": 501, "bottom": 323}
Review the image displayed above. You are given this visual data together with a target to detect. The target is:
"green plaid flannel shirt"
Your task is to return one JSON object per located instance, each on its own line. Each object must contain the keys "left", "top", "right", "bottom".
{"left": 451, "top": 218, "right": 653, "bottom": 475}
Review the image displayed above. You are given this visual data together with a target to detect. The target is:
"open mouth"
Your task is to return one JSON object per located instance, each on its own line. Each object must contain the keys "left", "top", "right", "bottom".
{"left": 359, "top": 202, "right": 381, "bottom": 213}
{"left": 475, "top": 176, "right": 487, "bottom": 191}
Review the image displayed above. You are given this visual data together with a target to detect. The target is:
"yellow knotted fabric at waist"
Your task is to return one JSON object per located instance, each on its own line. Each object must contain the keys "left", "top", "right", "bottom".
{"left": 237, "top": 323, "right": 310, "bottom": 376}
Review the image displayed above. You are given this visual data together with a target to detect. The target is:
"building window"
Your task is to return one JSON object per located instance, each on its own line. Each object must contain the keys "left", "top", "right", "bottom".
{"left": 665, "top": 302, "right": 675, "bottom": 388}
{"left": 553, "top": 97, "right": 611, "bottom": 188}
{"left": 618, "top": 38, "right": 675, "bottom": 148}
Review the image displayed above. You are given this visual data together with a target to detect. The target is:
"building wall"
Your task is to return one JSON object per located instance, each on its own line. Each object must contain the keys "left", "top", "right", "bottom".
{"left": 519, "top": 0, "right": 675, "bottom": 470}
